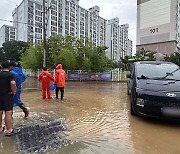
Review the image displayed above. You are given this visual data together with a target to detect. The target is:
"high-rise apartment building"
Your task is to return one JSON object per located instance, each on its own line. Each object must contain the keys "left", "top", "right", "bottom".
{"left": 106, "top": 17, "right": 132, "bottom": 61}
{"left": 12, "top": 0, "right": 106, "bottom": 46}
{"left": 0, "top": 25, "right": 16, "bottom": 47}
{"left": 137, "top": 0, "right": 180, "bottom": 55}
{"left": 127, "top": 39, "right": 133, "bottom": 56}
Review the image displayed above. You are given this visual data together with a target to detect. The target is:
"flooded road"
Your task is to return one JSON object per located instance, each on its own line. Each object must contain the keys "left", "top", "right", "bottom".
{"left": 1, "top": 78, "right": 180, "bottom": 154}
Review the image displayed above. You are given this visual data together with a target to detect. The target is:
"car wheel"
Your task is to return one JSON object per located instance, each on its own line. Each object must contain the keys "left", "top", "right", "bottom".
{"left": 130, "top": 99, "right": 137, "bottom": 116}
{"left": 127, "top": 88, "right": 130, "bottom": 95}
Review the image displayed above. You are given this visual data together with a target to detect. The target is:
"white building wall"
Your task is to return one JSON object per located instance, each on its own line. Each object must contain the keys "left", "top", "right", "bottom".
{"left": 140, "top": 0, "right": 170, "bottom": 29}
{"left": 0, "top": 26, "right": 5, "bottom": 47}
{"left": 120, "top": 24, "right": 129, "bottom": 57}
{"left": 106, "top": 25, "right": 112, "bottom": 59}
{"left": 13, "top": 0, "right": 28, "bottom": 42}
{"left": 127, "top": 39, "right": 133, "bottom": 56}
{"left": 106, "top": 18, "right": 131, "bottom": 61}
{"left": 12, "top": 0, "right": 106, "bottom": 46}
{"left": 0, "top": 25, "right": 16, "bottom": 47}
{"left": 137, "top": 0, "right": 180, "bottom": 55}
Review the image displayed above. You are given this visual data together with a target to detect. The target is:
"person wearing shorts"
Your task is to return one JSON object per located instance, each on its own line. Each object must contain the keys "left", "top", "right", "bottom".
{"left": 0, "top": 61, "right": 16, "bottom": 136}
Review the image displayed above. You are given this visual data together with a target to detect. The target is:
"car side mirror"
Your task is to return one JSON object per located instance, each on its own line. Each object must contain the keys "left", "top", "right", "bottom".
{"left": 126, "top": 72, "right": 131, "bottom": 78}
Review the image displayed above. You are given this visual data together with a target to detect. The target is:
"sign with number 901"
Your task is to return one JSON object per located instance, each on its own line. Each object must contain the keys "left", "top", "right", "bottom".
{"left": 150, "top": 28, "right": 158, "bottom": 34}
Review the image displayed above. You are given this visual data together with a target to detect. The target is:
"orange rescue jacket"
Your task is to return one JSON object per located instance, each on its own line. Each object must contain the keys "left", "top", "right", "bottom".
{"left": 55, "top": 64, "right": 66, "bottom": 87}
{"left": 38, "top": 70, "right": 54, "bottom": 88}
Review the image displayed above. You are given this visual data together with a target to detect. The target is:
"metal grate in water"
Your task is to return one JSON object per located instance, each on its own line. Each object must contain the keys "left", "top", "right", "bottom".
{"left": 16, "top": 119, "right": 72, "bottom": 153}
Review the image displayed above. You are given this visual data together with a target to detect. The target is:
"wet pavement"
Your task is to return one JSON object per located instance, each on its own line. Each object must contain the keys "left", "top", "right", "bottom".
{"left": 0, "top": 78, "right": 180, "bottom": 154}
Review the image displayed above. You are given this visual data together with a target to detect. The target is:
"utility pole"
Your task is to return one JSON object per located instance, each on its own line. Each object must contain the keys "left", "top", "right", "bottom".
{"left": 43, "top": 0, "right": 46, "bottom": 68}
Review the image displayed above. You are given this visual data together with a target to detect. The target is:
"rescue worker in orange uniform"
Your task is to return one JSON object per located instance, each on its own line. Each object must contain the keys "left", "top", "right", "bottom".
{"left": 38, "top": 67, "right": 54, "bottom": 99}
{"left": 55, "top": 64, "right": 66, "bottom": 100}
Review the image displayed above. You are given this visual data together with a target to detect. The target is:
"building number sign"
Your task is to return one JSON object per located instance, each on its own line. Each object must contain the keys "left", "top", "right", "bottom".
{"left": 150, "top": 28, "right": 158, "bottom": 34}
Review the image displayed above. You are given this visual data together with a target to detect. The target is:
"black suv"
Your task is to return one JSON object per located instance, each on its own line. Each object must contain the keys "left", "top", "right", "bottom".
{"left": 126, "top": 61, "right": 180, "bottom": 119}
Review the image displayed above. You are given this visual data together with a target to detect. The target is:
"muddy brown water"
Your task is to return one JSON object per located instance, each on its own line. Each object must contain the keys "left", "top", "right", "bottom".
{"left": 0, "top": 78, "right": 180, "bottom": 154}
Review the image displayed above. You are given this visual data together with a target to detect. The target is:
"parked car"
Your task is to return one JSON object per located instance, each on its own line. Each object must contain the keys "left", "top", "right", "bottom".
{"left": 126, "top": 61, "right": 180, "bottom": 119}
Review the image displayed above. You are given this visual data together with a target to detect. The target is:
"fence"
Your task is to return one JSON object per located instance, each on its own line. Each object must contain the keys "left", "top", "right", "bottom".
{"left": 23, "top": 69, "right": 127, "bottom": 82}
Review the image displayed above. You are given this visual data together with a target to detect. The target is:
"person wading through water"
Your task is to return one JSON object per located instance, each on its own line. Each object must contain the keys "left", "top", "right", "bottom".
{"left": 10, "top": 61, "right": 29, "bottom": 119}
{"left": 54, "top": 64, "right": 66, "bottom": 100}
{"left": 38, "top": 67, "right": 54, "bottom": 99}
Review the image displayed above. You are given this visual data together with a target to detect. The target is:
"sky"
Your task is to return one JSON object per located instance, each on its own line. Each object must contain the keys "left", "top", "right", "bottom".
{"left": 0, "top": 0, "right": 137, "bottom": 53}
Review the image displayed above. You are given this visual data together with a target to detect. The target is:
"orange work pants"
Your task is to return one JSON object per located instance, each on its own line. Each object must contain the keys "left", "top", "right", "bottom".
{"left": 42, "top": 88, "right": 51, "bottom": 99}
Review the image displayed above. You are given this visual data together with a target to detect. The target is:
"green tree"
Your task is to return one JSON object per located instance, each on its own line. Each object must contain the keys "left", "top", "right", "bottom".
{"left": 54, "top": 48, "right": 77, "bottom": 70}
{"left": 1, "top": 40, "right": 29, "bottom": 62}
{"left": 21, "top": 44, "right": 43, "bottom": 70}
{"left": 47, "top": 35, "right": 77, "bottom": 69}
{"left": 75, "top": 37, "right": 92, "bottom": 70}
{"left": 90, "top": 46, "right": 109, "bottom": 72}
{"left": 120, "top": 55, "right": 133, "bottom": 71}
{"left": 0, "top": 47, "right": 5, "bottom": 62}
{"left": 46, "top": 35, "right": 64, "bottom": 68}
{"left": 21, "top": 34, "right": 113, "bottom": 72}
{"left": 134, "top": 48, "right": 156, "bottom": 61}
{"left": 164, "top": 52, "right": 180, "bottom": 66}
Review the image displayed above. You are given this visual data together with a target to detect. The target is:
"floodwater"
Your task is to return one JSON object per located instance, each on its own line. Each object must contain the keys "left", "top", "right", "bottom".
{"left": 1, "top": 78, "right": 180, "bottom": 154}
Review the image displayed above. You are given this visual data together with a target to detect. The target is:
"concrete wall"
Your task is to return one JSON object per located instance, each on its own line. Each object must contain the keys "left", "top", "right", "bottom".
{"left": 137, "top": 0, "right": 179, "bottom": 54}
{"left": 137, "top": 41, "right": 177, "bottom": 55}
